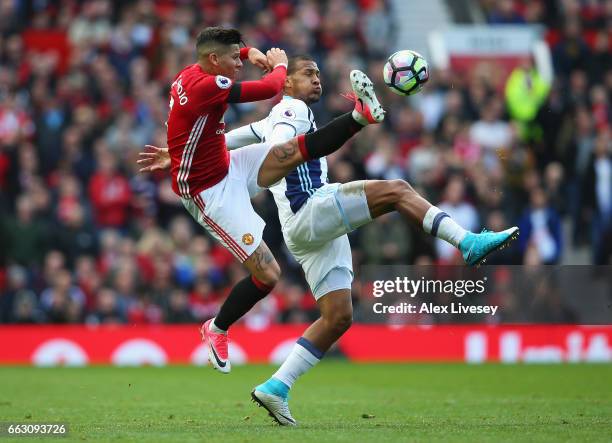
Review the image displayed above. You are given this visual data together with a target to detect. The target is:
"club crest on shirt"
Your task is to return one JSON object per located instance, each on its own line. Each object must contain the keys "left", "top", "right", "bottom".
{"left": 242, "top": 233, "right": 254, "bottom": 245}
{"left": 215, "top": 75, "right": 232, "bottom": 89}
{"left": 282, "top": 108, "right": 296, "bottom": 120}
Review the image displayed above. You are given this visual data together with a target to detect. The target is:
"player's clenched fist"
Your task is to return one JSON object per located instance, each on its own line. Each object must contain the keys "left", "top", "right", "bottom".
{"left": 248, "top": 47, "right": 271, "bottom": 72}
{"left": 266, "top": 48, "right": 288, "bottom": 68}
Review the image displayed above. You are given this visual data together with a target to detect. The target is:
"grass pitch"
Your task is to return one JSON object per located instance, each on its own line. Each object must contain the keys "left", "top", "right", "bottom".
{"left": 0, "top": 363, "right": 610, "bottom": 442}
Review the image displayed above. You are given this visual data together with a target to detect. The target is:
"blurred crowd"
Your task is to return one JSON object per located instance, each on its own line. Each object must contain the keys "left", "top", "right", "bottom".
{"left": 0, "top": 0, "right": 610, "bottom": 325}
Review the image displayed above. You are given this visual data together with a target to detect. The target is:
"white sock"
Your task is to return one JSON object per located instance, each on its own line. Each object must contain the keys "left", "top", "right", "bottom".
{"left": 209, "top": 318, "right": 227, "bottom": 335}
{"left": 273, "top": 338, "right": 322, "bottom": 389}
{"left": 422, "top": 206, "right": 467, "bottom": 247}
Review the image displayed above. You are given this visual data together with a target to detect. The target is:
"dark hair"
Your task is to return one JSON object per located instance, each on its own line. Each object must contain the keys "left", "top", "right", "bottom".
{"left": 196, "top": 27, "right": 242, "bottom": 55}
{"left": 287, "top": 54, "right": 315, "bottom": 75}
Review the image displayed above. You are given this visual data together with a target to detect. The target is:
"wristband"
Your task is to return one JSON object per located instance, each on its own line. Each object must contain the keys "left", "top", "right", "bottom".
{"left": 240, "top": 47, "right": 252, "bottom": 60}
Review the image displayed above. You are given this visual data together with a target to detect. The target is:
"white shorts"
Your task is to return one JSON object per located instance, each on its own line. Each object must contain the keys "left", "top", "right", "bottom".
{"left": 283, "top": 181, "right": 372, "bottom": 298}
{"left": 181, "top": 142, "right": 271, "bottom": 263}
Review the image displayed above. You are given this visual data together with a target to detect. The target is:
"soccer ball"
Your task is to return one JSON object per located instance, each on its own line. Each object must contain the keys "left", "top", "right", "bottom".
{"left": 383, "top": 50, "right": 429, "bottom": 96}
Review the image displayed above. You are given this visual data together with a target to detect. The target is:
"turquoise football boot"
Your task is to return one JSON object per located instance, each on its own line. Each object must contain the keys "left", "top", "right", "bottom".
{"left": 251, "top": 378, "right": 296, "bottom": 426}
{"left": 459, "top": 227, "right": 519, "bottom": 266}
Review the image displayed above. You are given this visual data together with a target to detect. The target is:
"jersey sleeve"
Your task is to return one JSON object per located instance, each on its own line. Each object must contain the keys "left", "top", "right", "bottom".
{"left": 269, "top": 100, "right": 312, "bottom": 138}
{"left": 191, "top": 75, "right": 235, "bottom": 106}
{"left": 268, "top": 122, "right": 297, "bottom": 145}
{"left": 227, "top": 65, "right": 287, "bottom": 103}
{"left": 225, "top": 120, "right": 264, "bottom": 150}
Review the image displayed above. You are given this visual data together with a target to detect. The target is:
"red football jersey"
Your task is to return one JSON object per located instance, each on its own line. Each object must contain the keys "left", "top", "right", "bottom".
{"left": 166, "top": 64, "right": 234, "bottom": 197}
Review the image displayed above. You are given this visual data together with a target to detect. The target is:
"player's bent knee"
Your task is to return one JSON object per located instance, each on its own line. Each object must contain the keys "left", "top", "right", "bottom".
{"left": 388, "top": 179, "right": 416, "bottom": 202}
{"left": 392, "top": 179, "right": 414, "bottom": 194}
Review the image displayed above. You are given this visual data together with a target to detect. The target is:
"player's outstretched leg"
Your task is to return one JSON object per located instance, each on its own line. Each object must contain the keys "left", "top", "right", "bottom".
{"left": 456, "top": 227, "right": 519, "bottom": 266}
{"left": 364, "top": 179, "right": 519, "bottom": 266}
{"left": 256, "top": 70, "right": 384, "bottom": 188}
{"left": 345, "top": 69, "right": 385, "bottom": 125}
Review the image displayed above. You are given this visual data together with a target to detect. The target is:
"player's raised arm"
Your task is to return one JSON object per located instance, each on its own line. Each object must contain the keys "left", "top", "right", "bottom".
{"left": 227, "top": 48, "right": 288, "bottom": 103}
{"left": 225, "top": 98, "right": 312, "bottom": 150}
{"left": 241, "top": 46, "right": 271, "bottom": 72}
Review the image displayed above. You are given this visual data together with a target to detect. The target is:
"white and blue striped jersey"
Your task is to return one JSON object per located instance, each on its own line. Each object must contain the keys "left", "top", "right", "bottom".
{"left": 226, "top": 96, "right": 328, "bottom": 226}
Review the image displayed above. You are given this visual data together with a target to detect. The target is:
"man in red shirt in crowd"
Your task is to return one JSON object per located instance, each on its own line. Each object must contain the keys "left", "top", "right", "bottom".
{"left": 162, "top": 27, "right": 384, "bottom": 379}
{"left": 89, "top": 148, "right": 131, "bottom": 228}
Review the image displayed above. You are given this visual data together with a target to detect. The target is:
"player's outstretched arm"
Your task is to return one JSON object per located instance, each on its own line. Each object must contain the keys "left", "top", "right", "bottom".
{"left": 225, "top": 122, "right": 264, "bottom": 150}
{"left": 227, "top": 48, "right": 288, "bottom": 103}
{"left": 225, "top": 116, "right": 301, "bottom": 150}
{"left": 137, "top": 145, "right": 170, "bottom": 172}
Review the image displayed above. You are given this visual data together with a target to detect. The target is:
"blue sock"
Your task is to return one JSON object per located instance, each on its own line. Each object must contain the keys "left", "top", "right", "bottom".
{"left": 257, "top": 377, "right": 290, "bottom": 398}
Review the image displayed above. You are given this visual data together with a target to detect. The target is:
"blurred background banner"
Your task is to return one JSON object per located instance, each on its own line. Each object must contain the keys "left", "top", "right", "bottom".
{"left": 0, "top": 324, "right": 611, "bottom": 365}
{"left": 428, "top": 25, "right": 550, "bottom": 86}
{"left": 0, "top": 0, "right": 610, "bottom": 337}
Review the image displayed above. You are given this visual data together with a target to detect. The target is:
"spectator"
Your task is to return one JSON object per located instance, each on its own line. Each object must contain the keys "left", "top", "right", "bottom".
{"left": 360, "top": 0, "right": 395, "bottom": 57}
{"left": 543, "top": 162, "right": 566, "bottom": 214}
{"left": 361, "top": 212, "right": 413, "bottom": 264}
{"left": 469, "top": 98, "right": 514, "bottom": 171}
{"left": 582, "top": 132, "right": 612, "bottom": 264}
{"left": 0, "top": 266, "right": 38, "bottom": 323}
{"left": 11, "top": 290, "right": 44, "bottom": 324}
{"left": 0, "top": 194, "right": 48, "bottom": 267}
{"left": 505, "top": 59, "right": 551, "bottom": 143}
{"left": 88, "top": 148, "right": 132, "bottom": 229}
{"left": 51, "top": 203, "right": 98, "bottom": 267}
{"left": 276, "top": 283, "right": 309, "bottom": 325}
{"left": 86, "top": 287, "right": 126, "bottom": 325}
{"left": 165, "top": 289, "right": 195, "bottom": 324}
{"left": 436, "top": 176, "right": 480, "bottom": 263}
{"left": 552, "top": 18, "right": 591, "bottom": 77}
{"left": 189, "top": 278, "right": 221, "bottom": 322}
{"left": 483, "top": 210, "right": 520, "bottom": 264}
{"left": 518, "top": 187, "right": 563, "bottom": 264}
{"left": 0, "top": 94, "right": 34, "bottom": 148}
{"left": 40, "top": 269, "right": 86, "bottom": 323}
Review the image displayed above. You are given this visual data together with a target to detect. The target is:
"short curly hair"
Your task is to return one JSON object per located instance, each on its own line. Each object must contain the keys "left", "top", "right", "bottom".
{"left": 287, "top": 55, "right": 315, "bottom": 75}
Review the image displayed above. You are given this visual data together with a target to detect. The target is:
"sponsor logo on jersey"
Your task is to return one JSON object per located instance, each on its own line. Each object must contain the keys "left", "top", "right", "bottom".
{"left": 242, "top": 233, "right": 254, "bottom": 245}
{"left": 215, "top": 75, "right": 232, "bottom": 89}
{"left": 282, "top": 108, "right": 296, "bottom": 120}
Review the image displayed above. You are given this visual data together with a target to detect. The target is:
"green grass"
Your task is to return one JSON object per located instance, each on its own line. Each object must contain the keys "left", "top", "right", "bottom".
{"left": 0, "top": 363, "right": 611, "bottom": 442}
